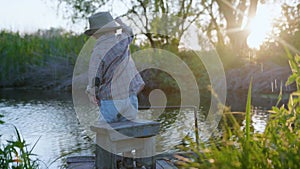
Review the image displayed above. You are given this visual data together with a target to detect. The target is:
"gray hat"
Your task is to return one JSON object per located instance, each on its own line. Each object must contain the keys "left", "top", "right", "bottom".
{"left": 84, "top": 12, "right": 121, "bottom": 36}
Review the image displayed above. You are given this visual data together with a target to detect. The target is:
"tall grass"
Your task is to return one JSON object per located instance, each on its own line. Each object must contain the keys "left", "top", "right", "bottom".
{"left": 178, "top": 52, "right": 300, "bottom": 168}
{"left": 0, "top": 125, "right": 41, "bottom": 169}
{"left": 0, "top": 30, "right": 87, "bottom": 86}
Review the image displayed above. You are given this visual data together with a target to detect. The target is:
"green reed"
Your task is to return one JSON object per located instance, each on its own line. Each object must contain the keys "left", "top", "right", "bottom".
{"left": 178, "top": 52, "right": 300, "bottom": 169}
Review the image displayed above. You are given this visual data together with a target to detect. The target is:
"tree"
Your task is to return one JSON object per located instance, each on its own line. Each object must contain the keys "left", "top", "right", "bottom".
{"left": 277, "top": 2, "right": 300, "bottom": 52}
{"left": 200, "top": 0, "right": 258, "bottom": 57}
{"left": 257, "top": 2, "right": 300, "bottom": 65}
{"left": 59, "top": 0, "right": 205, "bottom": 51}
{"left": 59, "top": 0, "right": 265, "bottom": 65}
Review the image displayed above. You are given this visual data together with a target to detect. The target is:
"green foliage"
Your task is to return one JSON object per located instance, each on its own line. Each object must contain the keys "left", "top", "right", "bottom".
{"left": 257, "top": 3, "right": 300, "bottom": 66}
{"left": 285, "top": 49, "right": 300, "bottom": 90}
{"left": 262, "top": 50, "right": 300, "bottom": 169}
{"left": 178, "top": 52, "right": 300, "bottom": 168}
{"left": 215, "top": 44, "right": 242, "bottom": 69}
{"left": 177, "top": 51, "right": 210, "bottom": 92}
{"left": 0, "top": 126, "right": 41, "bottom": 169}
{"left": 0, "top": 30, "right": 87, "bottom": 86}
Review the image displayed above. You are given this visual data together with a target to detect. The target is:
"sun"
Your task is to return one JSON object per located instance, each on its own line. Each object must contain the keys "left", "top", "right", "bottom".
{"left": 247, "top": 4, "right": 280, "bottom": 49}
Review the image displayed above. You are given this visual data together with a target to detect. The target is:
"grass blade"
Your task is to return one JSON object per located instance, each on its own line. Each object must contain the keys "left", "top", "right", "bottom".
{"left": 245, "top": 77, "right": 252, "bottom": 141}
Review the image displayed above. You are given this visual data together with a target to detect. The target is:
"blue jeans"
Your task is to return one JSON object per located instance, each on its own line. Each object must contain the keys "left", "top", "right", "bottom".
{"left": 98, "top": 95, "right": 138, "bottom": 123}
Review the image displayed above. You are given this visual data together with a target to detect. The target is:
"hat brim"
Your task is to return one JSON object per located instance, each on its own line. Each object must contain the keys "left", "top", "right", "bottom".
{"left": 84, "top": 26, "right": 122, "bottom": 36}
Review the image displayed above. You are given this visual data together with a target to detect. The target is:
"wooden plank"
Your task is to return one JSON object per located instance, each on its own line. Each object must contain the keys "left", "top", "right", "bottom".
{"left": 91, "top": 119, "right": 160, "bottom": 131}
{"left": 67, "top": 162, "right": 94, "bottom": 169}
{"left": 108, "top": 120, "right": 160, "bottom": 130}
{"left": 67, "top": 156, "right": 180, "bottom": 169}
{"left": 67, "top": 156, "right": 95, "bottom": 169}
{"left": 91, "top": 120, "right": 160, "bottom": 141}
{"left": 156, "top": 159, "right": 178, "bottom": 169}
{"left": 66, "top": 156, "right": 95, "bottom": 163}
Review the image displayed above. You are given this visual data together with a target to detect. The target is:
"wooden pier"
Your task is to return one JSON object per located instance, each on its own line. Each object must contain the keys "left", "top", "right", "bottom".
{"left": 66, "top": 156, "right": 178, "bottom": 169}
{"left": 67, "top": 119, "right": 179, "bottom": 169}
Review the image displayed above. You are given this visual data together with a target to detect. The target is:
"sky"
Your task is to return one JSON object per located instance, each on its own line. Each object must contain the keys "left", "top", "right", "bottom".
{"left": 0, "top": 0, "right": 285, "bottom": 50}
{"left": 0, "top": 0, "right": 85, "bottom": 33}
{"left": 0, "top": 0, "right": 131, "bottom": 34}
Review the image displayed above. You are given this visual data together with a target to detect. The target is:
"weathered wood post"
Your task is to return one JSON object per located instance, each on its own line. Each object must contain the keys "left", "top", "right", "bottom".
{"left": 90, "top": 120, "right": 160, "bottom": 169}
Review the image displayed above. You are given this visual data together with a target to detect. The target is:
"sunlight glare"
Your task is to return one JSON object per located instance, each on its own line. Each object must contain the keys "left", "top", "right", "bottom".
{"left": 247, "top": 4, "right": 279, "bottom": 49}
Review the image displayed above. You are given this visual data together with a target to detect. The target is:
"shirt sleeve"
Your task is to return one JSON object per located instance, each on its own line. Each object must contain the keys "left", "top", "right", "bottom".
{"left": 87, "top": 46, "right": 103, "bottom": 94}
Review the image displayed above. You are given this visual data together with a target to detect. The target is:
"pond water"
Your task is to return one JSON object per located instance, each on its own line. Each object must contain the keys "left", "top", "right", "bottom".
{"left": 0, "top": 89, "right": 92, "bottom": 169}
{"left": 0, "top": 89, "right": 283, "bottom": 168}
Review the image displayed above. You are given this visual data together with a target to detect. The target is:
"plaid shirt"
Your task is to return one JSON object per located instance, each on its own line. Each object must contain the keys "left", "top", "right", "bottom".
{"left": 88, "top": 24, "right": 144, "bottom": 100}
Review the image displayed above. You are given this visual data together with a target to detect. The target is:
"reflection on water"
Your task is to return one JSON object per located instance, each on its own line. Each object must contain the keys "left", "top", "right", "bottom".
{"left": 226, "top": 91, "right": 288, "bottom": 111}
{"left": 0, "top": 89, "right": 93, "bottom": 169}
{"left": 0, "top": 89, "right": 277, "bottom": 168}
{"left": 251, "top": 107, "right": 270, "bottom": 133}
{"left": 146, "top": 109, "right": 196, "bottom": 153}
{"left": 138, "top": 106, "right": 271, "bottom": 153}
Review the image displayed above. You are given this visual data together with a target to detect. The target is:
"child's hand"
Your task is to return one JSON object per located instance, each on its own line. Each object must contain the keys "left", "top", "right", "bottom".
{"left": 88, "top": 94, "right": 99, "bottom": 105}
{"left": 86, "top": 85, "right": 99, "bottom": 105}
